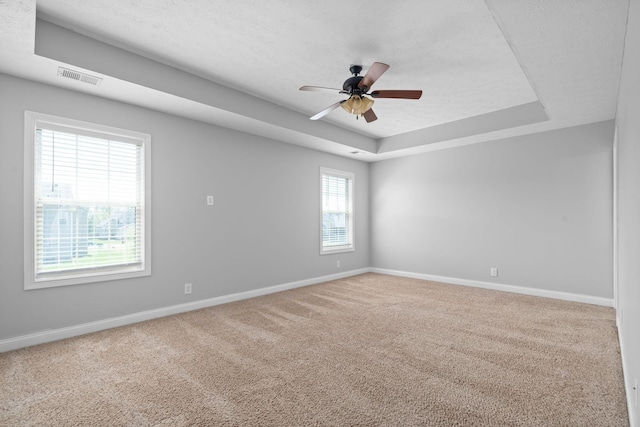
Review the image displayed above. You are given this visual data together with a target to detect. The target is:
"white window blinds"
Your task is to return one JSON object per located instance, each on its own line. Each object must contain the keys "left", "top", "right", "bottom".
{"left": 320, "top": 168, "right": 354, "bottom": 254}
{"left": 25, "top": 112, "right": 150, "bottom": 289}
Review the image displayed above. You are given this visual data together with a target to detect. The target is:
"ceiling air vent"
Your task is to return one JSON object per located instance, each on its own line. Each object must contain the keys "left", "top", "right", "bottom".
{"left": 57, "top": 67, "right": 103, "bottom": 86}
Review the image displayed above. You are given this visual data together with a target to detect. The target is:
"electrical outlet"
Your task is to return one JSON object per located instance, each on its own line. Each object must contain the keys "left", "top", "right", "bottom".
{"left": 206, "top": 195, "right": 214, "bottom": 206}
{"left": 184, "top": 283, "right": 192, "bottom": 295}
{"left": 490, "top": 267, "right": 498, "bottom": 277}
{"left": 337, "top": 260, "right": 340, "bottom": 268}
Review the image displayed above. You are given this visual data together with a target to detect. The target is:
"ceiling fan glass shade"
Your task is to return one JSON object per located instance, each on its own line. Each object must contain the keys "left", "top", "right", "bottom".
{"left": 340, "top": 95, "right": 375, "bottom": 116}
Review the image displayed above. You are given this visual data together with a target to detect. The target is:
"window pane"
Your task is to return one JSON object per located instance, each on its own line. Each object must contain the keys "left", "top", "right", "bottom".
{"left": 37, "top": 204, "right": 140, "bottom": 273}
{"left": 320, "top": 168, "right": 354, "bottom": 253}
{"left": 323, "top": 212, "right": 349, "bottom": 246}
{"left": 34, "top": 123, "right": 144, "bottom": 278}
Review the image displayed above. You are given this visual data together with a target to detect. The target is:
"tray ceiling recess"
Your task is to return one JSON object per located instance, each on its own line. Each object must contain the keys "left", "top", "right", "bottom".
{"left": 0, "top": 0, "right": 627, "bottom": 161}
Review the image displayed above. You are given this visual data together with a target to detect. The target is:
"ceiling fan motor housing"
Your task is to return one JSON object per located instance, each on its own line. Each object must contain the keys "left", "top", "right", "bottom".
{"left": 343, "top": 75, "right": 364, "bottom": 94}
{"left": 343, "top": 65, "right": 366, "bottom": 94}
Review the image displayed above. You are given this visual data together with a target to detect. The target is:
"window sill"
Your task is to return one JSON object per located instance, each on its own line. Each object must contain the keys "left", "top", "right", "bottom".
{"left": 320, "top": 246, "right": 355, "bottom": 255}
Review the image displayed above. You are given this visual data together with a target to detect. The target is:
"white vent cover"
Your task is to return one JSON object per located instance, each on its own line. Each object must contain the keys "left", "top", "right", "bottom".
{"left": 57, "top": 67, "right": 103, "bottom": 86}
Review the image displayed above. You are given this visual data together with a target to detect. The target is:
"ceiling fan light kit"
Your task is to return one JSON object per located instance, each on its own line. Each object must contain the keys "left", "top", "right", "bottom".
{"left": 341, "top": 95, "right": 374, "bottom": 116}
{"left": 300, "top": 62, "right": 422, "bottom": 123}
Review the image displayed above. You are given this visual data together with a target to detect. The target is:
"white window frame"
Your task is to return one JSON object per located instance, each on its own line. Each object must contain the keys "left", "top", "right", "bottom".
{"left": 24, "top": 111, "right": 151, "bottom": 290}
{"left": 320, "top": 167, "right": 355, "bottom": 255}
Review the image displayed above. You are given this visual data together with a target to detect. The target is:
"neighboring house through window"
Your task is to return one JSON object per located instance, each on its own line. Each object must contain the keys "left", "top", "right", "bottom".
{"left": 320, "top": 167, "right": 354, "bottom": 254}
{"left": 24, "top": 111, "right": 151, "bottom": 289}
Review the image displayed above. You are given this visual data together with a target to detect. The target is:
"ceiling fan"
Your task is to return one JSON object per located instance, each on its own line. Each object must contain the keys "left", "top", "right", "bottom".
{"left": 299, "top": 62, "right": 422, "bottom": 123}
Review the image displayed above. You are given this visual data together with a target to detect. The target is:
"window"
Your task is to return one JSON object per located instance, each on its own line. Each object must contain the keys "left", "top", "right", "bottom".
{"left": 24, "top": 111, "right": 151, "bottom": 289}
{"left": 320, "top": 167, "right": 354, "bottom": 254}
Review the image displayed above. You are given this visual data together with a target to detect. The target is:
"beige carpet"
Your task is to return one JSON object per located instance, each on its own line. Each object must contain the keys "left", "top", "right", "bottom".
{"left": 0, "top": 273, "right": 628, "bottom": 426}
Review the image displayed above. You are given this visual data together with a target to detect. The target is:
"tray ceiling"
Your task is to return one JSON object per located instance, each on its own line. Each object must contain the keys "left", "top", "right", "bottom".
{"left": 0, "top": 0, "right": 629, "bottom": 161}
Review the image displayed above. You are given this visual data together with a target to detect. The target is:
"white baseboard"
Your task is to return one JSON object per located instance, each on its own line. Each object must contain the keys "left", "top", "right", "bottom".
{"left": 1, "top": 267, "right": 614, "bottom": 353}
{"left": 370, "top": 268, "right": 614, "bottom": 307}
{"left": 0, "top": 268, "right": 370, "bottom": 353}
{"left": 618, "top": 327, "right": 638, "bottom": 427}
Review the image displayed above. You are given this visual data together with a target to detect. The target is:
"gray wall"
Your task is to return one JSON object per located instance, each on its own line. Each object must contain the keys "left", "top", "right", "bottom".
{"left": 371, "top": 122, "right": 613, "bottom": 298}
{"left": 0, "top": 74, "right": 370, "bottom": 340}
{"left": 615, "top": 0, "right": 640, "bottom": 423}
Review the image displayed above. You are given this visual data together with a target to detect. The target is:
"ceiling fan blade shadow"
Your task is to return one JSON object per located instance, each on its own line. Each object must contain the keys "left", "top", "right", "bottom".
{"left": 310, "top": 100, "right": 346, "bottom": 120}
{"left": 358, "top": 62, "right": 390, "bottom": 90}
{"left": 300, "top": 85, "right": 346, "bottom": 93}
{"left": 370, "top": 90, "right": 422, "bottom": 99}
{"left": 363, "top": 109, "right": 377, "bottom": 123}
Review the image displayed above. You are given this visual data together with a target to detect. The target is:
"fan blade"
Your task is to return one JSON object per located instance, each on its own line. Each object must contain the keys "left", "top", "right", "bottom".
{"left": 358, "top": 62, "right": 390, "bottom": 90}
{"left": 310, "top": 100, "right": 345, "bottom": 120}
{"left": 363, "top": 108, "right": 377, "bottom": 123}
{"left": 300, "top": 85, "right": 346, "bottom": 93}
{"left": 370, "top": 90, "right": 423, "bottom": 99}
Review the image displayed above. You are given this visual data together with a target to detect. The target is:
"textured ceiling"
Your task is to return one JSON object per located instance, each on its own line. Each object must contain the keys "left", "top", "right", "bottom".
{"left": 0, "top": 0, "right": 629, "bottom": 160}
{"left": 34, "top": 0, "right": 541, "bottom": 138}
